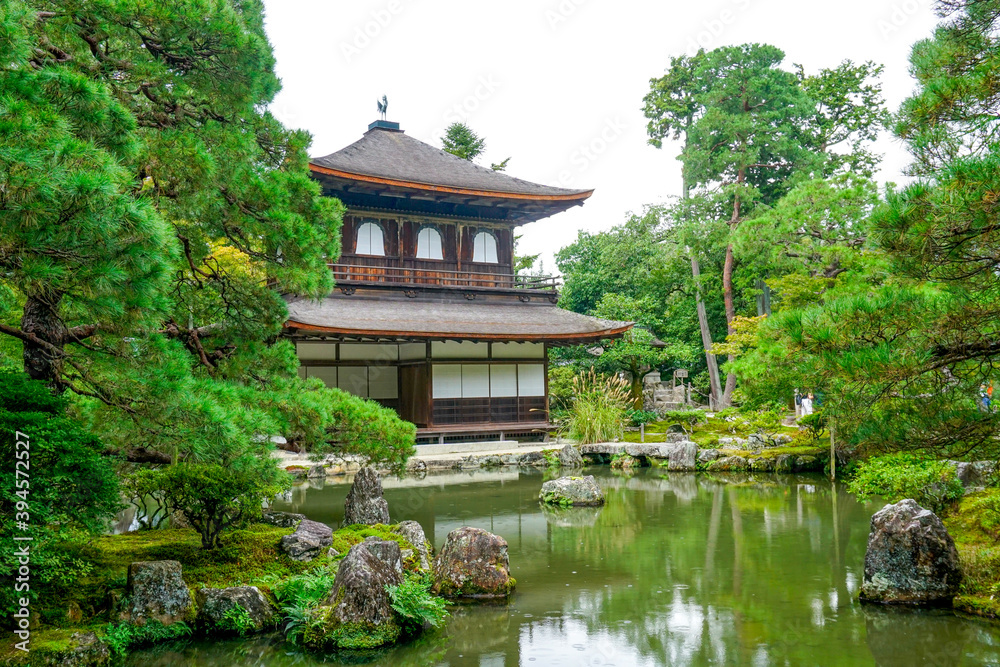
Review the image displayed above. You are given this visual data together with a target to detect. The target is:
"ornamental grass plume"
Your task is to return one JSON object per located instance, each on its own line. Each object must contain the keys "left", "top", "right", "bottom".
{"left": 568, "top": 370, "right": 631, "bottom": 444}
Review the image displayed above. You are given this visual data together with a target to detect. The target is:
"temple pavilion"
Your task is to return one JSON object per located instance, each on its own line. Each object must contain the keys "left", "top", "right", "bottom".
{"left": 284, "top": 119, "right": 632, "bottom": 443}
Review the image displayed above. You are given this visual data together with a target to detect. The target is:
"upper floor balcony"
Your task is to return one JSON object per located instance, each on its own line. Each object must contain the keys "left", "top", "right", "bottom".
{"left": 330, "top": 254, "right": 559, "bottom": 297}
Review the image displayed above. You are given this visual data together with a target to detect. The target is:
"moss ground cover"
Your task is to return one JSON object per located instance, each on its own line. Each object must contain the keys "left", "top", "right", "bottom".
{"left": 0, "top": 522, "right": 422, "bottom": 664}
{"left": 943, "top": 489, "right": 1000, "bottom": 619}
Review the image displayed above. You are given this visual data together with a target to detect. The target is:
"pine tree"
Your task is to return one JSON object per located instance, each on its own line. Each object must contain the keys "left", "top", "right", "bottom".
{"left": 0, "top": 1, "right": 414, "bottom": 468}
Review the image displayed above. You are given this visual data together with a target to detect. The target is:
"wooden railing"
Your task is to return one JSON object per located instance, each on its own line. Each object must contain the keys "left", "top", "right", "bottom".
{"left": 329, "top": 262, "right": 560, "bottom": 293}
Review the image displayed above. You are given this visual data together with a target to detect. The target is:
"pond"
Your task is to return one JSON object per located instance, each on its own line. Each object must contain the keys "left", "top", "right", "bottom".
{"left": 124, "top": 467, "right": 1000, "bottom": 666}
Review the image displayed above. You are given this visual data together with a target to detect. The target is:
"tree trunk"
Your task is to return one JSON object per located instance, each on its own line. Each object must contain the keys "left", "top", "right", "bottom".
{"left": 631, "top": 373, "right": 644, "bottom": 410}
{"left": 21, "top": 292, "right": 67, "bottom": 390}
{"left": 690, "top": 255, "right": 724, "bottom": 409}
{"left": 682, "top": 152, "right": 726, "bottom": 411}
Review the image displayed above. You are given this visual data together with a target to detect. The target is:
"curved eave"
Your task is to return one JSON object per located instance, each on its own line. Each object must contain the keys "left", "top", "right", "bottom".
{"left": 309, "top": 163, "right": 594, "bottom": 203}
{"left": 284, "top": 319, "right": 633, "bottom": 345}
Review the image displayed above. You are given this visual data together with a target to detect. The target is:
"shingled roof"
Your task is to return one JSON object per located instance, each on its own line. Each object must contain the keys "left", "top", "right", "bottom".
{"left": 284, "top": 295, "right": 631, "bottom": 345}
{"left": 310, "top": 124, "right": 592, "bottom": 201}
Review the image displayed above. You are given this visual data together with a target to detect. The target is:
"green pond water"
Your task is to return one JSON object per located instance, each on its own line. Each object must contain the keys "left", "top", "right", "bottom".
{"left": 124, "top": 467, "right": 1000, "bottom": 666}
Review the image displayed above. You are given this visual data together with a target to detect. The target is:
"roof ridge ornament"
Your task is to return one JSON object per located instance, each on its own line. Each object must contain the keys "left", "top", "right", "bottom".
{"left": 376, "top": 94, "right": 388, "bottom": 120}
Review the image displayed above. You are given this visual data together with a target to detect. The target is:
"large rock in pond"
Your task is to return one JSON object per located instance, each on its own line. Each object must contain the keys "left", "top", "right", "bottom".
{"left": 393, "top": 520, "right": 432, "bottom": 571}
{"left": 120, "top": 560, "right": 194, "bottom": 626}
{"left": 280, "top": 519, "right": 333, "bottom": 562}
{"left": 432, "top": 527, "right": 515, "bottom": 598}
{"left": 304, "top": 543, "right": 403, "bottom": 650}
{"left": 195, "top": 586, "right": 277, "bottom": 635}
{"left": 344, "top": 467, "right": 391, "bottom": 525}
{"left": 860, "top": 499, "right": 962, "bottom": 606}
{"left": 558, "top": 444, "right": 584, "bottom": 467}
{"left": 539, "top": 475, "right": 605, "bottom": 507}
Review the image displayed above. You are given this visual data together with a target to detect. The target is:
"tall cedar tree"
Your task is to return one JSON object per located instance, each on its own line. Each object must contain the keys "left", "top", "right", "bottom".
{"left": 643, "top": 45, "right": 886, "bottom": 406}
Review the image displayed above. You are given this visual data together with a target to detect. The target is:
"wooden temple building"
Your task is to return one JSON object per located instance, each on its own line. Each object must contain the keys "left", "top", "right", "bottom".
{"left": 284, "top": 119, "right": 632, "bottom": 443}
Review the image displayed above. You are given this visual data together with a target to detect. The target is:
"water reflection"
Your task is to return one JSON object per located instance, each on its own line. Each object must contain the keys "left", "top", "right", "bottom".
{"left": 125, "top": 468, "right": 1000, "bottom": 666}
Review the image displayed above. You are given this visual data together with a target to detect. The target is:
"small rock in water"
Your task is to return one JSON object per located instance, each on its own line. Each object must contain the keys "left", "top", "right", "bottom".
{"left": 860, "top": 499, "right": 962, "bottom": 606}
{"left": 344, "top": 466, "right": 390, "bottom": 525}
{"left": 539, "top": 475, "right": 605, "bottom": 507}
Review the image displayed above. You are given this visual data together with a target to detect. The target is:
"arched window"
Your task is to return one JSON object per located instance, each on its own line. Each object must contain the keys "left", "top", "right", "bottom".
{"left": 355, "top": 221, "right": 385, "bottom": 256}
{"left": 473, "top": 231, "right": 498, "bottom": 263}
{"left": 416, "top": 226, "right": 443, "bottom": 260}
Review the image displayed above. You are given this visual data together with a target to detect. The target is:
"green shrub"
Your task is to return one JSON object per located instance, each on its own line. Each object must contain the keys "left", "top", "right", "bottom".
{"left": 715, "top": 407, "right": 740, "bottom": 421}
{"left": 386, "top": 573, "right": 449, "bottom": 636}
{"left": 0, "top": 371, "right": 123, "bottom": 617}
{"left": 548, "top": 365, "right": 577, "bottom": 412}
{"left": 740, "top": 406, "right": 786, "bottom": 444}
{"left": 127, "top": 461, "right": 289, "bottom": 549}
{"left": 847, "top": 453, "right": 965, "bottom": 512}
{"left": 103, "top": 620, "right": 192, "bottom": 656}
{"left": 295, "top": 385, "right": 416, "bottom": 474}
{"left": 627, "top": 409, "right": 660, "bottom": 426}
{"left": 661, "top": 409, "right": 706, "bottom": 427}
{"left": 966, "top": 493, "right": 1000, "bottom": 542}
{"left": 567, "top": 371, "right": 630, "bottom": 444}
{"left": 798, "top": 409, "right": 828, "bottom": 440}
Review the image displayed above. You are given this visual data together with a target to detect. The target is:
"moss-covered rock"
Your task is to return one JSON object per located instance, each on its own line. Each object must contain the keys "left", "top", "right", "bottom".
{"left": 432, "top": 527, "right": 514, "bottom": 599}
{"left": 303, "top": 543, "right": 402, "bottom": 651}
{"left": 539, "top": 476, "right": 605, "bottom": 507}
{"left": 194, "top": 586, "right": 277, "bottom": 636}
{"left": 1, "top": 630, "right": 111, "bottom": 667}
{"left": 119, "top": 561, "right": 194, "bottom": 626}
{"left": 392, "top": 521, "right": 432, "bottom": 571}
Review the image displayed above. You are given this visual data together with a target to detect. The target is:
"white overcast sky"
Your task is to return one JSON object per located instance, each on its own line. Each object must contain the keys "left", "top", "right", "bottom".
{"left": 262, "top": 0, "right": 940, "bottom": 273}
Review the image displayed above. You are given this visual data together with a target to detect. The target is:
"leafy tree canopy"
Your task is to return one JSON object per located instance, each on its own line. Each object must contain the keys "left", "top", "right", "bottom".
{"left": 0, "top": 1, "right": 413, "bottom": 469}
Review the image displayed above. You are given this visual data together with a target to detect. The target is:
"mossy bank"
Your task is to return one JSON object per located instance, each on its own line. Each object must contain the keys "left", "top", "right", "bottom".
{"left": 0, "top": 522, "right": 422, "bottom": 666}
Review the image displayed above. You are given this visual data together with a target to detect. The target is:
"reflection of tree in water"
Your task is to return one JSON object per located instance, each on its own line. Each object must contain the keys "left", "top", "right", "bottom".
{"left": 123, "top": 629, "right": 452, "bottom": 667}
{"left": 545, "top": 472, "right": 895, "bottom": 665}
